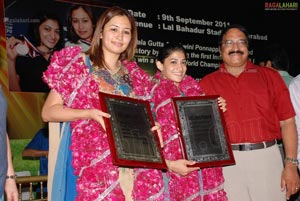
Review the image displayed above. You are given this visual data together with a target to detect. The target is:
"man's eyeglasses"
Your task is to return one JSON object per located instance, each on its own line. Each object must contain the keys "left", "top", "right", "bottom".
{"left": 222, "top": 40, "right": 248, "bottom": 48}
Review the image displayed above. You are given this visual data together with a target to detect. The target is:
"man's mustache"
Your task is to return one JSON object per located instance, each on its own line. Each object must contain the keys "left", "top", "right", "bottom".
{"left": 229, "top": 50, "right": 244, "bottom": 55}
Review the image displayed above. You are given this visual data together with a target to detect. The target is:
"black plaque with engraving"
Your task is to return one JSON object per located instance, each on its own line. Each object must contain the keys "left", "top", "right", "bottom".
{"left": 172, "top": 95, "right": 235, "bottom": 168}
{"left": 99, "top": 92, "right": 167, "bottom": 169}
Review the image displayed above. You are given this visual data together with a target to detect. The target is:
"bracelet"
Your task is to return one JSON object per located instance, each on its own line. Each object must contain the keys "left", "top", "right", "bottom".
{"left": 6, "top": 175, "right": 17, "bottom": 180}
{"left": 285, "top": 157, "right": 299, "bottom": 166}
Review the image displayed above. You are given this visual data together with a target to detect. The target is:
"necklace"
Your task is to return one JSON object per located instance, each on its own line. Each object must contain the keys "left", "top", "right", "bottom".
{"left": 105, "top": 65, "right": 122, "bottom": 75}
{"left": 104, "top": 61, "right": 122, "bottom": 75}
{"left": 37, "top": 44, "right": 54, "bottom": 55}
{"left": 37, "top": 46, "right": 54, "bottom": 60}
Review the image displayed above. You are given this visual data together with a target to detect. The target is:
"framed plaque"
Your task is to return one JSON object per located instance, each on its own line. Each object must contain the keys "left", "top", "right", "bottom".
{"left": 171, "top": 95, "right": 235, "bottom": 168}
{"left": 99, "top": 92, "right": 167, "bottom": 169}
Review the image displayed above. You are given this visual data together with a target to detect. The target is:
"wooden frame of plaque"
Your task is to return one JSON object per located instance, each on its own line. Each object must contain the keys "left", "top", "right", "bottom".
{"left": 171, "top": 95, "right": 235, "bottom": 168}
{"left": 99, "top": 92, "right": 167, "bottom": 169}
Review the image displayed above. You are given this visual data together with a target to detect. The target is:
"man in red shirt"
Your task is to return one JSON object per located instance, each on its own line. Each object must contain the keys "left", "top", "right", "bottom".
{"left": 200, "top": 24, "right": 299, "bottom": 201}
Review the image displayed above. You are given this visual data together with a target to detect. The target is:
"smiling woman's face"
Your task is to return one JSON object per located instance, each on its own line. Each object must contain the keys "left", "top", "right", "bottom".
{"left": 156, "top": 50, "right": 187, "bottom": 86}
{"left": 39, "top": 19, "right": 60, "bottom": 51}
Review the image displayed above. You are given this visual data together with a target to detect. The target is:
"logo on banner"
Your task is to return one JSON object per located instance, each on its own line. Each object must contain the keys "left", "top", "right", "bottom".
{"left": 264, "top": 2, "right": 298, "bottom": 11}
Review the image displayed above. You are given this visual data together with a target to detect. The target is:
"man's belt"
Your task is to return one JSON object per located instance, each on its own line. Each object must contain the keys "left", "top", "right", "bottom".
{"left": 231, "top": 139, "right": 277, "bottom": 151}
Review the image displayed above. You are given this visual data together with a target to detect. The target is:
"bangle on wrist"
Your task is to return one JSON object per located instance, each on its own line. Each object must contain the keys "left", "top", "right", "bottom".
{"left": 285, "top": 157, "right": 299, "bottom": 166}
{"left": 6, "top": 174, "right": 17, "bottom": 180}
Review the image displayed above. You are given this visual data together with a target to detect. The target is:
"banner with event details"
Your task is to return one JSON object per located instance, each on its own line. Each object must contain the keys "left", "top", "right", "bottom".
{"left": 1, "top": 0, "right": 299, "bottom": 139}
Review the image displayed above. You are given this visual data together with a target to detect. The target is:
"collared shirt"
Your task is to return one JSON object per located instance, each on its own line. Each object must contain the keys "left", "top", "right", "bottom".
{"left": 200, "top": 60, "right": 295, "bottom": 143}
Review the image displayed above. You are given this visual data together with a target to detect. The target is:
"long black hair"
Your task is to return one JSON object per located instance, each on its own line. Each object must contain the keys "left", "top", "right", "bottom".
{"left": 156, "top": 42, "right": 187, "bottom": 64}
